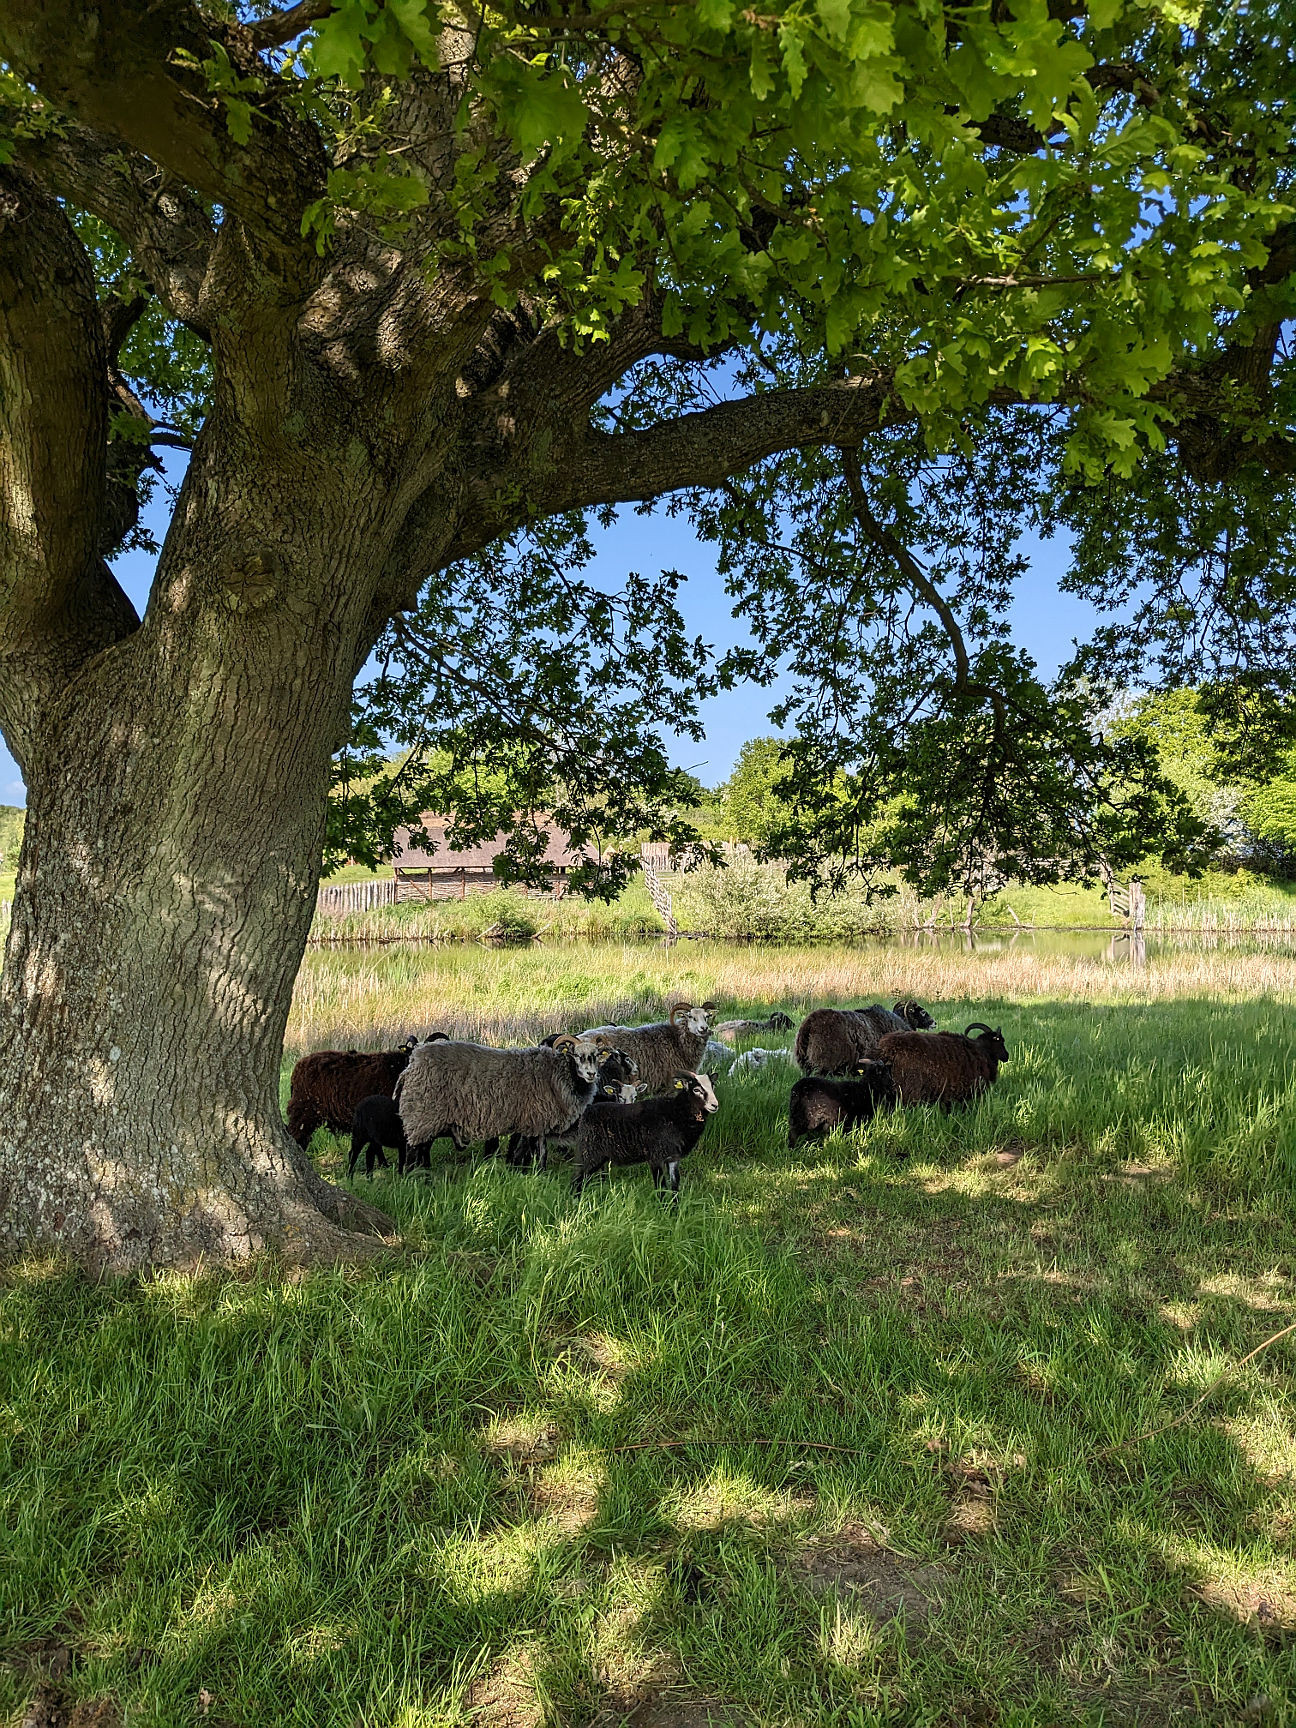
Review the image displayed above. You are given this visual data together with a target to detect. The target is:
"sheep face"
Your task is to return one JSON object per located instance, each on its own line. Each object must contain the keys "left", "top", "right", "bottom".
{"left": 768, "top": 1010, "right": 794, "bottom": 1030}
{"left": 672, "top": 1072, "right": 719, "bottom": 1115}
{"left": 897, "top": 1001, "right": 935, "bottom": 1030}
{"left": 597, "top": 1046, "right": 639, "bottom": 1081}
{"left": 670, "top": 1002, "right": 717, "bottom": 1037}
{"left": 566, "top": 1038, "right": 601, "bottom": 1083}
{"left": 966, "top": 1024, "right": 1009, "bottom": 1062}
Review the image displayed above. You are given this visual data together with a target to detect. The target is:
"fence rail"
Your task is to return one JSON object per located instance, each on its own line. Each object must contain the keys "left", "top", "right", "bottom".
{"left": 315, "top": 877, "right": 398, "bottom": 917}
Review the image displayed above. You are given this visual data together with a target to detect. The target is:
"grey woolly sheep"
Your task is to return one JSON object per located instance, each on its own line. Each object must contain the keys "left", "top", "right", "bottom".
{"left": 877, "top": 1023, "right": 1009, "bottom": 1109}
{"left": 286, "top": 1031, "right": 449, "bottom": 1149}
{"left": 787, "top": 1064, "right": 897, "bottom": 1148}
{"left": 714, "top": 1010, "right": 795, "bottom": 1044}
{"left": 398, "top": 1035, "right": 602, "bottom": 1169}
{"left": 571, "top": 1071, "right": 719, "bottom": 1197}
{"left": 794, "top": 1001, "right": 935, "bottom": 1075}
{"left": 505, "top": 1043, "right": 642, "bottom": 1167}
{"left": 578, "top": 1001, "right": 718, "bottom": 1092}
{"left": 730, "top": 1046, "right": 797, "bottom": 1076}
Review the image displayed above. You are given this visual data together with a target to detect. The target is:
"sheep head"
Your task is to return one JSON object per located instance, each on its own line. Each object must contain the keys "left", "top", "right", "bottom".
{"left": 670, "top": 1001, "right": 714, "bottom": 1035}
{"left": 896, "top": 1000, "right": 935, "bottom": 1029}
{"left": 552, "top": 1034, "right": 601, "bottom": 1080}
{"left": 672, "top": 1071, "right": 720, "bottom": 1113}
{"left": 964, "top": 1024, "right": 1009, "bottom": 1061}
{"left": 768, "top": 1010, "right": 794, "bottom": 1030}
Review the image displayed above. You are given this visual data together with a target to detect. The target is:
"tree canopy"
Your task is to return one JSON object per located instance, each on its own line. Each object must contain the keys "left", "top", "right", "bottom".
{"left": 4, "top": 0, "right": 1293, "bottom": 896}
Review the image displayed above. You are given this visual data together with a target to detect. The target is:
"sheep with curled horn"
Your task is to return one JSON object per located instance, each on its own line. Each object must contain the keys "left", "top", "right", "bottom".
{"left": 577, "top": 1001, "right": 718, "bottom": 1094}
{"left": 876, "top": 1022, "right": 1008, "bottom": 1109}
{"left": 794, "top": 1000, "right": 935, "bottom": 1076}
{"left": 396, "top": 1031, "right": 602, "bottom": 1172}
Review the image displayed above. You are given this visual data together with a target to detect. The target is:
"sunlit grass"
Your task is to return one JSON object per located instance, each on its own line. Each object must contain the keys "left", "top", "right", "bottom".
{"left": 5, "top": 944, "right": 1296, "bottom": 1726}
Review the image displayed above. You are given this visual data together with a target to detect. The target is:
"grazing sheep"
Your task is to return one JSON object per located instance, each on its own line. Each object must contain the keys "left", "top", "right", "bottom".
{"left": 877, "top": 1023, "right": 1009, "bottom": 1109}
{"left": 398, "top": 1034, "right": 602, "bottom": 1169}
{"left": 506, "top": 1043, "right": 642, "bottom": 1167}
{"left": 714, "top": 1010, "right": 795, "bottom": 1045}
{"left": 730, "top": 1046, "right": 798, "bottom": 1076}
{"left": 572, "top": 1072, "right": 720, "bottom": 1197}
{"left": 787, "top": 1064, "right": 897, "bottom": 1148}
{"left": 579, "top": 1001, "right": 718, "bottom": 1092}
{"left": 286, "top": 1032, "right": 449, "bottom": 1149}
{"left": 348, "top": 1093, "right": 407, "bottom": 1178}
{"left": 795, "top": 1001, "right": 935, "bottom": 1075}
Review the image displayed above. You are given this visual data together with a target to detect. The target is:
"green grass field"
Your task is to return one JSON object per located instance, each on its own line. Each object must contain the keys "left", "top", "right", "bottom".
{"left": 4, "top": 945, "right": 1296, "bottom": 1727}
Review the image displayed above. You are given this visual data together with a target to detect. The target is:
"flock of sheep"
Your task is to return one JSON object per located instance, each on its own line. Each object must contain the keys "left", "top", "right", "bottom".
{"left": 286, "top": 997, "right": 1010, "bottom": 1197}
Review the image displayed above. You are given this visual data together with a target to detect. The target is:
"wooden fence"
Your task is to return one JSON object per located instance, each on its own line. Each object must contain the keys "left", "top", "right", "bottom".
{"left": 315, "top": 878, "right": 399, "bottom": 917}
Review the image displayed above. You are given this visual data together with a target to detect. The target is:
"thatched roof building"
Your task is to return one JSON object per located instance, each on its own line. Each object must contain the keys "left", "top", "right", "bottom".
{"left": 391, "top": 816, "right": 586, "bottom": 900}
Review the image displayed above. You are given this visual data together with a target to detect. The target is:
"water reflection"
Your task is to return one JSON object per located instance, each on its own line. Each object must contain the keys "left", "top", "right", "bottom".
{"left": 882, "top": 926, "right": 1283, "bottom": 962}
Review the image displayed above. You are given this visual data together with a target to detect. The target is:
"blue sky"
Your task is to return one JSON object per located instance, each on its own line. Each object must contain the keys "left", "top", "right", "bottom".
{"left": 0, "top": 477, "right": 1105, "bottom": 806}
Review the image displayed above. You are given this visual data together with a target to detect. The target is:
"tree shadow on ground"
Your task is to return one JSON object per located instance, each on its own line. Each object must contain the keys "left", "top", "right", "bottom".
{"left": 7, "top": 997, "right": 1296, "bottom": 1727}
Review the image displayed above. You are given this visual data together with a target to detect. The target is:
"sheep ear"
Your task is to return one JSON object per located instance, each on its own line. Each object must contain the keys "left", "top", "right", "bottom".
{"left": 674, "top": 1077, "right": 685, "bottom": 1089}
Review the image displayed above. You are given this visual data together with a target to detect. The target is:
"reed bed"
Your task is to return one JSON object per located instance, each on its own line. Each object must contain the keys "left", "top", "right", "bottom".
{"left": 287, "top": 939, "right": 1296, "bottom": 1058}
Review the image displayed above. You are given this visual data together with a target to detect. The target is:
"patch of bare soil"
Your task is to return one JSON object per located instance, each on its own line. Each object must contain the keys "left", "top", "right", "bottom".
{"left": 796, "top": 1523, "right": 949, "bottom": 1630}
{"left": 464, "top": 1657, "right": 544, "bottom": 1728}
{"left": 942, "top": 1460, "right": 998, "bottom": 1546}
{"left": 625, "top": 1696, "right": 748, "bottom": 1728}
{"left": 18, "top": 1689, "right": 118, "bottom": 1728}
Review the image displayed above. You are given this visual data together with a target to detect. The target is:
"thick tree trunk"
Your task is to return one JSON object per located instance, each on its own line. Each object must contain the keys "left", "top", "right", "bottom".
{"left": 0, "top": 452, "right": 400, "bottom": 1273}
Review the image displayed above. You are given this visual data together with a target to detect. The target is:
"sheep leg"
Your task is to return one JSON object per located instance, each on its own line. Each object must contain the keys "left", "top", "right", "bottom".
{"left": 482, "top": 1136, "right": 500, "bottom": 1157}
{"left": 535, "top": 1136, "right": 548, "bottom": 1173}
{"left": 346, "top": 1130, "right": 363, "bottom": 1180}
{"left": 370, "top": 1146, "right": 389, "bottom": 1177}
{"left": 667, "top": 1160, "right": 681, "bottom": 1195}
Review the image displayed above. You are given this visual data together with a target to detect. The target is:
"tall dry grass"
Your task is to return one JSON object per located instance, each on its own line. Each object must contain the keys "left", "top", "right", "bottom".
{"left": 285, "top": 939, "right": 1296, "bottom": 1058}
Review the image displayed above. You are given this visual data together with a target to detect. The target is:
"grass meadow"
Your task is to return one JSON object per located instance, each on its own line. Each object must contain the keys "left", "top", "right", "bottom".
{"left": 4, "top": 941, "right": 1296, "bottom": 1727}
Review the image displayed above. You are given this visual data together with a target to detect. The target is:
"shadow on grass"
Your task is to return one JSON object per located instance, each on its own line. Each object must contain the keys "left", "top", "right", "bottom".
{"left": 6, "top": 997, "right": 1296, "bottom": 1727}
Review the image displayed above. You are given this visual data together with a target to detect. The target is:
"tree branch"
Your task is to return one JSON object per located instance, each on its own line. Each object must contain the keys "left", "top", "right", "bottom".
{"left": 0, "top": 0, "right": 325, "bottom": 281}
{"left": 1, "top": 112, "right": 215, "bottom": 333}
{"left": 0, "top": 167, "right": 140, "bottom": 767}
{"left": 245, "top": 0, "right": 338, "bottom": 51}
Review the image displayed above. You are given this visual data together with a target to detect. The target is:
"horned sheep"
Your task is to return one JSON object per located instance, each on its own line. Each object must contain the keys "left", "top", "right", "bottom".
{"left": 578, "top": 1001, "right": 718, "bottom": 1093}
{"left": 397, "top": 1034, "right": 602, "bottom": 1169}
{"left": 795, "top": 1001, "right": 935, "bottom": 1075}
{"left": 877, "top": 1023, "right": 1009, "bottom": 1109}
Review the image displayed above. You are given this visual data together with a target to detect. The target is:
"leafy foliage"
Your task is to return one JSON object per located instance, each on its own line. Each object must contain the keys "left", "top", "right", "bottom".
{"left": 326, "top": 512, "right": 720, "bottom": 893}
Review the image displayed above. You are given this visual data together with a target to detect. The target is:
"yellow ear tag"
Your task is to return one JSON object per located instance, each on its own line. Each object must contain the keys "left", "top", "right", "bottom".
{"left": 674, "top": 1079, "right": 684, "bottom": 1088}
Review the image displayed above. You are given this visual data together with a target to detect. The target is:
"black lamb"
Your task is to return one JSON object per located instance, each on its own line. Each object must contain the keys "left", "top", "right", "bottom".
{"left": 572, "top": 1071, "right": 719, "bottom": 1197}
{"left": 787, "top": 1063, "right": 897, "bottom": 1149}
{"left": 348, "top": 1093, "right": 407, "bottom": 1178}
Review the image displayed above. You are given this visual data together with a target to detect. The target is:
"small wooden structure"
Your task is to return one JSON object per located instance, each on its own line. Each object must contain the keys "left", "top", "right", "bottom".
{"left": 390, "top": 816, "right": 587, "bottom": 901}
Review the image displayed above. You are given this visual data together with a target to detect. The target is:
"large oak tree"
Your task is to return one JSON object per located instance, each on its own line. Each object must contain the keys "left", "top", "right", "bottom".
{"left": 0, "top": 0, "right": 1291, "bottom": 1271}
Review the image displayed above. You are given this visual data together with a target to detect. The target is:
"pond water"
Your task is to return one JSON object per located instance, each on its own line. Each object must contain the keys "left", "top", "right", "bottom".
{"left": 827, "top": 927, "right": 1296, "bottom": 963}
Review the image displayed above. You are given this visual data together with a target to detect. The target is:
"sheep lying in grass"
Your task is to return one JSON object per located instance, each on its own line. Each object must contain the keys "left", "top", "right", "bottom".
{"left": 572, "top": 1072, "right": 719, "bottom": 1197}
{"left": 397, "top": 1034, "right": 602, "bottom": 1169}
{"left": 348, "top": 1094, "right": 407, "bottom": 1178}
{"left": 730, "top": 1047, "right": 797, "bottom": 1076}
{"left": 787, "top": 1064, "right": 896, "bottom": 1148}
{"left": 877, "top": 1023, "right": 1008, "bottom": 1109}
{"left": 795, "top": 1001, "right": 935, "bottom": 1075}
{"left": 713, "top": 1010, "right": 795, "bottom": 1045}
{"left": 286, "top": 1032, "right": 449, "bottom": 1149}
{"left": 579, "top": 1002, "right": 717, "bottom": 1092}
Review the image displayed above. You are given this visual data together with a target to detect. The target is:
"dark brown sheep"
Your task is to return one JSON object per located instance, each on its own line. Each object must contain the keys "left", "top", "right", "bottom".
{"left": 286, "top": 1033, "right": 447, "bottom": 1149}
{"left": 787, "top": 1063, "right": 897, "bottom": 1148}
{"left": 795, "top": 1000, "right": 935, "bottom": 1075}
{"left": 876, "top": 1023, "right": 1008, "bottom": 1108}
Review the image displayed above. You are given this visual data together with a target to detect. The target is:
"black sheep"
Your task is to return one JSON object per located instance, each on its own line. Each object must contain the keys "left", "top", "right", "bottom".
{"left": 787, "top": 1062, "right": 896, "bottom": 1149}
{"left": 348, "top": 1093, "right": 407, "bottom": 1178}
{"left": 572, "top": 1071, "right": 719, "bottom": 1197}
